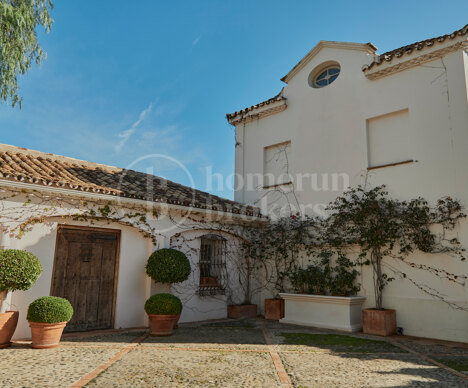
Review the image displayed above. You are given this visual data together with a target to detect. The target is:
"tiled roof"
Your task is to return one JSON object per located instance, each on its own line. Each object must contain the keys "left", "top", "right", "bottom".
{"left": 363, "top": 23, "right": 468, "bottom": 71}
{"left": 226, "top": 92, "right": 285, "bottom": 123}
{"left": 0, "top": 144, "right": 262, "bottom": 217}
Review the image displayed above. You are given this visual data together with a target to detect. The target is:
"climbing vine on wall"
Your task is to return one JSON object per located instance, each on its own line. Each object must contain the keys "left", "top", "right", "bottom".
{"left": 0, "top": 187, "right": 161, "bottom": 244}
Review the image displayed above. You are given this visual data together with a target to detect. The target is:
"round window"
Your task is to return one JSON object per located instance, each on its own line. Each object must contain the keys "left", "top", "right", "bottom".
{"left": 309, "top": 63, "right": 341, "bottom": 88}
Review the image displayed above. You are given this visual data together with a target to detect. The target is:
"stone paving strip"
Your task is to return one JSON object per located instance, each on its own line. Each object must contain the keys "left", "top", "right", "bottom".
{"left": 71, "top": 332, "right": 148, "bottom": 387}
{"left": 261, "top": 322, "right": 293, "bottom": 388}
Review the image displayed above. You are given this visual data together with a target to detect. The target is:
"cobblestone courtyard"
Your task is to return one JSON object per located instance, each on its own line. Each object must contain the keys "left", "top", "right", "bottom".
{"left": 1, "top": 319, "right": 467, "bottom": 387}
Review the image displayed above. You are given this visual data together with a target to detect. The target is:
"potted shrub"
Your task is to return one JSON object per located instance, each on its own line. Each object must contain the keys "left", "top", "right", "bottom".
{"left": 323, "top": 186, "right": 466, "bottom": 336}
{"left": 0, "top": 249, "right": 42, "bottom": 348}
{"left": 146, "top": 248, "right": 191, "bottom": 328}
{"left": 144, "top": 293, "right": 182, "bottom": 336}
{"left": 27, "top": 296, "right": 73, "bottom": 348}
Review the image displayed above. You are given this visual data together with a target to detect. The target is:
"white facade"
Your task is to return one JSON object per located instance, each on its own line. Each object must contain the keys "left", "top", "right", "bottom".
{"left": 229, "top": 32, "right": 468, "bottom": 342}
{"left": 0, "top": 183, "right": 256, "bottom": 340}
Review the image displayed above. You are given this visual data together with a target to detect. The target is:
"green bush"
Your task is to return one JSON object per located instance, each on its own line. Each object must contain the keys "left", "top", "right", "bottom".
{"left": 144, "top": 293, "right": 182, "bottom": 315}
{"left": 0, "top": 249, "right": 42, "bottom": 292}
{"left": 289, "top": 252, "right": 360, "bottom": 297}
{"left": 146, "top": 248, "right": 191, "bottom": 284}
{"left": 27, "top": 296, "right": 74, "bottom": 323}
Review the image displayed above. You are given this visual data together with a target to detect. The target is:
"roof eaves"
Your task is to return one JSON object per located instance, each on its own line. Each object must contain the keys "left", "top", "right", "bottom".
{"left": 281, "top": 41, "right": 377, "bottom": 84}
{"left": 363, "top": 23, "right": 468, "bottom": 72}
{"left": 226, "top": 90, "right": 286, "bottom": 125}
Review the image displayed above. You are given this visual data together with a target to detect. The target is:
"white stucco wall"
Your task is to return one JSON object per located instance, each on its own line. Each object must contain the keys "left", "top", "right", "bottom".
{"left": 234, "top": 41, "right": 468, "bottom": 342}
{"left": 5, "top": 217, "right": 153, "bottom": 340}
{"left": 0, "top": 189, "right": 252, "bottom": 340}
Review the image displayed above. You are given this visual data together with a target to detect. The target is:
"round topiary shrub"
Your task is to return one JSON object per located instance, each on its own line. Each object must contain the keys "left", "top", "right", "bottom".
{"left": 0, "top": 249, "right": 42, "bottom": 292}
{"left": 144, "top": 293, "right": 182, "bottom": 315}
{"left": 27, "top": 296, "right": 74, "bottom": 324}
{"left": 146, "top": 248, "right": 191, "bottom": 284}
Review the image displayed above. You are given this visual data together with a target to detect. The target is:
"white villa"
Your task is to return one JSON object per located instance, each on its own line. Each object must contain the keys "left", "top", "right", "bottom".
{"left": 227, "top": 24, "right": 468, "bottom": 342}
{"left": 1, "top": 23, "right": 468, "bottom": 344}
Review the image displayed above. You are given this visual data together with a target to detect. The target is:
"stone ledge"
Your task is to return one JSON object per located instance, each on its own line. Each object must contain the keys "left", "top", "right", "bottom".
{"left": 279, "top": 293, "right": 366, "bottom": 306}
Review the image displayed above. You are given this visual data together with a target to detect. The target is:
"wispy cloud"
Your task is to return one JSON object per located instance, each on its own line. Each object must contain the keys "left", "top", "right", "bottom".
{"left": 192, "top": 35, "right": 201, "bottom": 46}
{"left": 115, "top": 102, "right": 153, "bottom": 152}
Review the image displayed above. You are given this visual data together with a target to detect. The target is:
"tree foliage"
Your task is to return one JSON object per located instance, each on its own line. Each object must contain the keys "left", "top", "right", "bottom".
{"left": 323, "top": 185, "right": 466, "bottom": 309}
{"left": 146, "top": 248, "right": 191, "bottom": 285}
{"left": 245, "top": 185, "right": 466, "bottom": 310}
{"left": 289, "top": 250, "right": 360, "bottom": 297}
{"left": 0, "top": 0, "right": 53, "bottom": 107}
{"left": 0, "top": 248, "right": 42, "bottom": 292}
{"left": 244, "top": 215, "right": 320, "bottom": 297}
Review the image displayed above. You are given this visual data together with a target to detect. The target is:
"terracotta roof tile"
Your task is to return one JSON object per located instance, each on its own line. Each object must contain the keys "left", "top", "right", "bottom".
{"left": 363, "top": 23, "right": 468, "bottom": 71}
{"left": 0, "top": 144, "right": 262, "bottom": 217}
{"left": 226, "top": 92, "right": 285, "bottom": 122}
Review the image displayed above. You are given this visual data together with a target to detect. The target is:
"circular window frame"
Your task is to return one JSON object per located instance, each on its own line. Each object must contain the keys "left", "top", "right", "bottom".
{"left": 308, "top": 61, "right": 341, "bottom": 89}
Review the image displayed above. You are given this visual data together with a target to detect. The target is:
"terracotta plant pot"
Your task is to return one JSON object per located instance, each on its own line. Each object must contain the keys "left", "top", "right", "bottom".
{"left": 173, "top": 313, "right": 181, "bottom": 329}
{"left": 29, "top": 321, "right": 67, "bottom": 349}
{"left": 362, "top": 308, "right": 396, "bottom": 336}
{"left": 148, "top": 314, "right": 178, "bottom": 336}
{"left": 227, "top": 304, "right": 257, "bottom": 319}
{"left": 264, "top": 299, "right": 285, "bottom": 320}
{"left": 200, "top": 276, "right": 218, "bottom": 286}
{"left": 0, "top": 311, "right": 19, "bottom": 348}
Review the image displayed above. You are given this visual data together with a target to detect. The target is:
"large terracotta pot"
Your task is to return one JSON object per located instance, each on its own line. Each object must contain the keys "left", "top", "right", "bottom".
{"left": 264, "top": 299, "right": 285, "bottom": 320}
{"left": 148, "top": 314, "right": 178, "bottom": 336}
{"left": 362, "top": 308, "right": 396, "bottom": 336}
{"left": 29, "top": 321, "right": 67, "bottom": 349}
{"left": 0, "top": 311, "right": 19, "bottom": 348}
{"left": 227, "top": 304, "right": 257, "bottom": 319}
{"left": 173, "top": 313, "right": 181, "bottom": 329}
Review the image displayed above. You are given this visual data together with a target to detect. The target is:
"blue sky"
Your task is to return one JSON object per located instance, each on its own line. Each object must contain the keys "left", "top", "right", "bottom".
{"left": 0, "top": 1, "right": 467, "bottom": 199}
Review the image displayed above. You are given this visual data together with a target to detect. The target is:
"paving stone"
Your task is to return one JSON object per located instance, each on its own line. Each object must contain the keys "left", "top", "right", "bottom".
{"left": 87, "top": 348, "right": 279, "bottom": 387}
{"left": 280, "top": 351, "right": 468, "bottom": 387}
{"left": 0, "top": 344, "right": 119, "bottom": 387}
{"left": 61, "top": 331, "right": 145, "bottom": 347}
{"left": 1, "top": 321, "right": 467, "bottom": 387}
{"left": 140, "top": 326, "right": 268, "bottom": 350}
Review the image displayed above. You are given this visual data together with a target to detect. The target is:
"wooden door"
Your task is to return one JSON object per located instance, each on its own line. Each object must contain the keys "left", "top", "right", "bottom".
{"left": 51, "top": 226, "right": 120, "bottom": 332}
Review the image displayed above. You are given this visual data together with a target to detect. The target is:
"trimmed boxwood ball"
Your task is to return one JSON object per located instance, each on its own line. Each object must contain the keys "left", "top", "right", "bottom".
{"left": 146, "top": 248, "right": 191, "bottom": 284}
{"left": 144, "top": 293, "right": 182, "bottom": 315}
{"left": 27, "top": 296, "right": 74, "bottom": 324}
{"left": 0, "top": 249, "right": 42, "bottom": 292}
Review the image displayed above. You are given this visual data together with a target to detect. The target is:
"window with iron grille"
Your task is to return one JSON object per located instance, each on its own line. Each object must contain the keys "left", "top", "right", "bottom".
{"left": 198, "top": 235, "right": 227, "bottom": 296}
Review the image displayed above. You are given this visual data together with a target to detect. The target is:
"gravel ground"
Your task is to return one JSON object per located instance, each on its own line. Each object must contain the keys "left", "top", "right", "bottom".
{"left": 281, "top": 351, "right": 467, "bottom": 387}
{"left": 61, "top": 331, "right": 146, "bottom": 347}
{"left": 0, "top": 344, "right": 119, "bottom": 387}
{"left": 1, "top": 320, "right": 467, "bottom": 387}
{"left": 87, "top": 348, "right": 279, "bottom": 387}
{"left": 140, "top": 326, "right": 267, "bottom": 350}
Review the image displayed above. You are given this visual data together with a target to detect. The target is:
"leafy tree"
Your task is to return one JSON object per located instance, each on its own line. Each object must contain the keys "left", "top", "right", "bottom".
{"left": 0, "top": 0, "right": 53, "bottom": 107}
{"left": 0, "top": 249, "right": 42, "bottom": 313}
{"left": 146, "top": 248, "right": 191, "bottom": 292}
{"left": 324, "top": 185, "right": 466, "bottom": 309}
